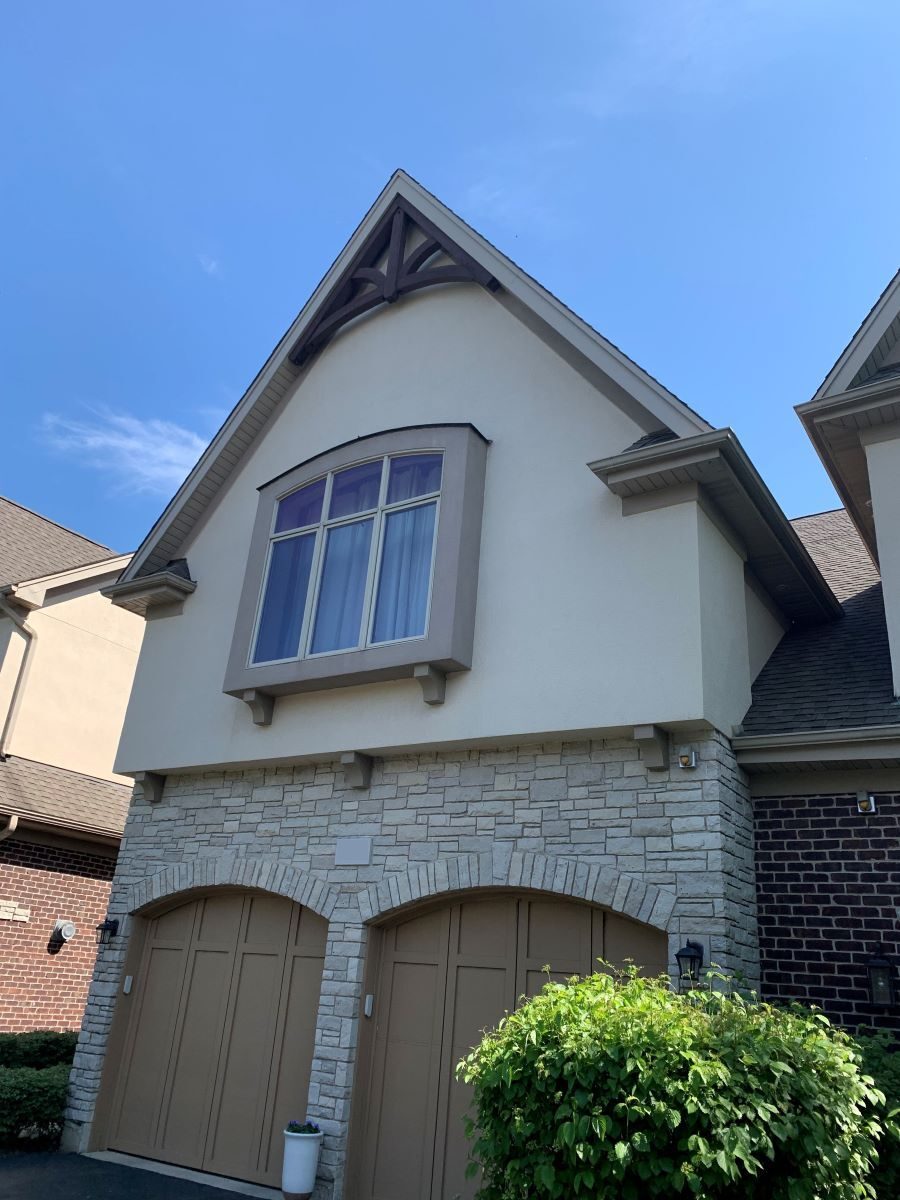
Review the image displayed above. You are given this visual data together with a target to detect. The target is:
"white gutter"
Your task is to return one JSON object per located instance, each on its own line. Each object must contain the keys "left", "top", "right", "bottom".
{"left": 0, "top": 596, "right": 37, "bottom": 760}
{"left": 0, "top": 814, "right": 19, "bottom": 842}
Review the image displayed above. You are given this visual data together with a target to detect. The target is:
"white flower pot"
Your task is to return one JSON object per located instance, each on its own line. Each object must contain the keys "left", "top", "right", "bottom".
{"left": 282, "top": 1129, "right": 323, "bottom": 1200}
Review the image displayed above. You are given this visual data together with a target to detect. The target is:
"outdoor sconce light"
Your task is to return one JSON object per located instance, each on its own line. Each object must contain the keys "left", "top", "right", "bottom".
{"left": 857, "top": 792, "right": 877, "bottom": 815}
{"left": 865, "top": 948, "right": 897, "bottom": 1008}
{"left": 677, "top": 747, "right": 698, "bottom": 770}
{"left": 95, "top": 918, "right": 120, "bottom": 945}
{"left": 50, "top": 920, "right": 77, "bottom": 947}
{"left": 675, "top": 939, "right": 704, "bottom": 983}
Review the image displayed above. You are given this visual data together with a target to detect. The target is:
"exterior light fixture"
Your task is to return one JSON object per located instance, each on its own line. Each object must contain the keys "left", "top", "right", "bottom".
{"left": 95, "top": 918, "right": 120, "bottom": 945}
{"left": 857, "top": 792, "right": 877, "bottom": 815}
{"left": 675, "top": 939, "right": 704, "bottom": 984}
{"left": 865, "top": 948, "right": 897, "bottom": 1008}
{"left": 677, "top": 747, "right": 698, "bottom": 770}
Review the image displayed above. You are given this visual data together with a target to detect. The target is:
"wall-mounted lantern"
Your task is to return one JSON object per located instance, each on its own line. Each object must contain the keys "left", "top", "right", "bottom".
{"left": 95, "top": 918, "right": 120, "bottom": 946}
{"left": 857, "top": 792, "right": 877, "bottom": 815}
{"left": 865, "top": 948, "right": 897, "bottom": 1007}
{"left": 675, "top": 939, "right": 705, "bottom": 984}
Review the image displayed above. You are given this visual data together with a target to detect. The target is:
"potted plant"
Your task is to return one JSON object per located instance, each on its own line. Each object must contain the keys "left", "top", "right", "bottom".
{"left": 282, "top": 1119, "right": 323, "bottom": 1200}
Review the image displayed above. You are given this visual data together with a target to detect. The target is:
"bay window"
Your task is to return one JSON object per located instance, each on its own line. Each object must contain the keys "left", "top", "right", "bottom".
{"left": 223, "top": 425, "right": 488, "bottom": 713}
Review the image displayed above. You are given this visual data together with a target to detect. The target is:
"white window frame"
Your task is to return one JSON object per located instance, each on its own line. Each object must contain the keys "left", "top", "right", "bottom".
{"left": 249, "top": 452, "right": 443, "bottom": 667}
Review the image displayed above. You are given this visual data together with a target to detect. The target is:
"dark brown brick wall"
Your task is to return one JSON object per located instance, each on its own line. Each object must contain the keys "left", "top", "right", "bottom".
{"left": 755, "top": 791, "right": 900, "bottom": 1031}
{"left": 0, "top": 836, "right": 116, "bottom": 1032}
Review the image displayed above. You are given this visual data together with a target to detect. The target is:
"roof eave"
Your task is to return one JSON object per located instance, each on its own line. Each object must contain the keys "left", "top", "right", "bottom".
{"left": 733, "top": 722, "right": 900, "bottom": 773}
{"left": 589, "top": 429, "right": 842, "bottom": 625}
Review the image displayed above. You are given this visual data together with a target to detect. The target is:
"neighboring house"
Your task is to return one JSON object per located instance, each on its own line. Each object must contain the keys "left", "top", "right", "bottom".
{"left": 64, "top": 173, "right": 899, "bottom": 1200}
{"left": 0, "top": 498, "right": 143, "bottom": 1032}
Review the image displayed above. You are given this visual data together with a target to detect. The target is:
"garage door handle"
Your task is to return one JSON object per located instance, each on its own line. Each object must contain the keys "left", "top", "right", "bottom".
{"left": 364, "top": 994, "right": 374, "bottom": 1018}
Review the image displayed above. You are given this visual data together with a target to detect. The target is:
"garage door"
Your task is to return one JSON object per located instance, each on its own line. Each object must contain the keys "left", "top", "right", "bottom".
{"left": 107, "top": 891, "right": 326, "bottom": 1187}
{"left": 355, "top": 893, "right": 667, "bottom": 1200}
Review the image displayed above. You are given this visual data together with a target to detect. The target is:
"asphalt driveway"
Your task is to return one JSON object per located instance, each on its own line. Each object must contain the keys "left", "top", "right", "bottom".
{"left": 0, "top": 1152, "right": 265, "bottom": 1199}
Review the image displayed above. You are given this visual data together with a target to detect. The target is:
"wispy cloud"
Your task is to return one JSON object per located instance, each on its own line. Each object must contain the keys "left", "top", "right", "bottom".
{"left": 459, "top": 138, "right": 579, "bottom": 239}
{"left": 41, "top": 407, "right": 209, "bottom": 496}
{"left": 197, "top": 253, "right": 222, "bottom": 278}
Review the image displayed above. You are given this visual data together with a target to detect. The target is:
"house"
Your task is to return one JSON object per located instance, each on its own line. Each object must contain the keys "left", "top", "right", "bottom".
{"left": 0, "top": 498, "right": 143, "bottom": 1031}
{"left": 64, "top": 172, "right": 899, "bottom": 1200}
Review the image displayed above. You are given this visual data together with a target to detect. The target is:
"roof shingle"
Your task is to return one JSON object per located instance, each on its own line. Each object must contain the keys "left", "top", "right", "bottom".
{"left": 0, "top": 496, "right": 114, "bottom": 588}
{"left": 0, "top": 756, "right": 131, "bottom": 840}
{"left": 740, "top": 509, "right": 899, "bottom": 735}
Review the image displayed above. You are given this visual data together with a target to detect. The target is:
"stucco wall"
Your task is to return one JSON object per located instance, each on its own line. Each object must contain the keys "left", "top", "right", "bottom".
{"left": 70, "top": 730, "right": 757, "bottom": 1197}
{"left": 7, "top": 581, "right": 142, "bottom": 783}
{"left": 862, "top": 428, "right": 900, "bottom": 696}
{"left": 115, "top": 285, "right": 767, "bottom": 775}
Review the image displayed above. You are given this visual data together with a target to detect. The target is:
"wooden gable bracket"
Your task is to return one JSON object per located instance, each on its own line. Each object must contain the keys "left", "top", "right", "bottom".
{"left": 289, "top": 196, "right": 501, "bottom": 367}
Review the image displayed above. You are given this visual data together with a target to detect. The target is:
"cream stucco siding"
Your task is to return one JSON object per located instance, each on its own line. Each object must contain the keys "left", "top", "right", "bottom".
{"left": 114, "top": 284, "right": 775, "bottom": 775}
{"left": 861, "top": 426, "right": 900, "bottom": 696}
{"left": 8, "top": 580, "right": 143, "bottom": 782}
{"left": 744, "top": 571, "right": 788, "bottom": 684}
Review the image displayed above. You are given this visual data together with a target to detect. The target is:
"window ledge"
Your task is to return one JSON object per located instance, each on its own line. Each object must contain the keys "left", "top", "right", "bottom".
{"left": 236, "top": 660, "right": 450, "bottom": 725}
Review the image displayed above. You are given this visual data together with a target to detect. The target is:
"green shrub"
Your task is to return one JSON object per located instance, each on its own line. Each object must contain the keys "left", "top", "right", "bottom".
{"left": 854, "top": 1028, "right": 900, "bottom": 1199}
{"left": 458, "top": 969, "right": 886, "bottom": 1199}
{"left": 0, "top": 1030, "right": 78, "bottom": 1068}
{"left": 0, "top": 1063, "right": 71, "bottom": 1143}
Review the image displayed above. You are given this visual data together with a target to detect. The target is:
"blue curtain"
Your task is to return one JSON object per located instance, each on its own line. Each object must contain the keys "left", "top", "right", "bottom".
{"left": 253, "top": 533, "right": 316, "bottom": 662}
{"left": 372, "top": 502, "right": 436, "bottom": 643}
{"left": 311, "top": 519, "right": 374, "bottom": 652}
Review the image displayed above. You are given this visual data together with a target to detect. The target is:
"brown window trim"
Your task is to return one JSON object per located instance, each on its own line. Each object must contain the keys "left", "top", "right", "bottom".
{"left": 223, "top": 424, "right": 489, "bottom": 723}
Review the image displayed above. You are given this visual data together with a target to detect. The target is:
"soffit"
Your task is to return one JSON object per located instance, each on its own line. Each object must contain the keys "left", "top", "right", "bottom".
{"left": 588, "top": 429, "right": 841, "bottom": 626}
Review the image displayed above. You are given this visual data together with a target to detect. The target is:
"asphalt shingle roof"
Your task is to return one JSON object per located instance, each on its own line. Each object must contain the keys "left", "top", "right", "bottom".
{"left": 0, "top": 756, "right": 131, "bottom": 839}
{"left": 741, "top": 509, "right": 899, "bottom": 735}
{"left": 0, "top": 496, "right": 114, "bottom": 588}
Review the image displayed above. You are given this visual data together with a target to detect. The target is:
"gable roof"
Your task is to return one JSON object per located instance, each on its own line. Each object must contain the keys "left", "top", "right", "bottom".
{"left": 0, "top": 755, "right": 131, "bottom": 842}
{"left": 739, "top": 509, "right": 896, "bottom": 738}
{"left": 0, "top": 496, "right": 115, "bottom": 588}
{"left": 812, "top": 269, "right": 900, "bottom": 400}
{"left": 117, "top": 170, "right": 712, "bottom": 586}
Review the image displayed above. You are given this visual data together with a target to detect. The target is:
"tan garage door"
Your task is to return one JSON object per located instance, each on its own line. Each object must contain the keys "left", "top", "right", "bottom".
{"left": 355, "top": 893, "right": 667, "bottom": 1200}
{"left": 107, "top": 891, "right": 326, "bottom": 1187}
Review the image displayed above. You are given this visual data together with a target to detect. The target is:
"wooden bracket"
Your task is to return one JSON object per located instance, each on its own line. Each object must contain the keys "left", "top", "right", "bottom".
{"left": 289, "top": 196, "right": 500, "bottom": 366}
{"left": 341, "top": 751, "right": 373, "bottom": 790}
{"left": 133, "top": 771, "right": 166, "bottom": 804}
{"left": 414, "top": 663, "right": 446, "bottom": 706}
{"left": 242, "top": 689, "right": 275, "bottom": 727}
{"left": 633, "top": 724, "right": 669, "bottom": 771}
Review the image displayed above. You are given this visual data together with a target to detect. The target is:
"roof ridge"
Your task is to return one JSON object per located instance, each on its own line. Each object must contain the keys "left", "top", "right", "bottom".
{"left": 790, "top": 506, "right": 847, "bottom": 523}
{"left": 0, "top": 494, "right": 113, "bottom": 554}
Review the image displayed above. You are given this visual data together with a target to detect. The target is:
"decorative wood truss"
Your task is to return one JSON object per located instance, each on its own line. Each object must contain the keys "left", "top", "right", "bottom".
{"left": 289, "top": 196, "right": 501, "bottom": 366}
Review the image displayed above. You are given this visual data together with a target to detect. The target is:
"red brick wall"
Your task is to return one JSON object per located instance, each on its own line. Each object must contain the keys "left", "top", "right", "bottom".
{"left": 755, "top": 791, "right": 900, "bottom": 1032}
{"left": 0, "top": 836, "right": 116, "bottom": 1032}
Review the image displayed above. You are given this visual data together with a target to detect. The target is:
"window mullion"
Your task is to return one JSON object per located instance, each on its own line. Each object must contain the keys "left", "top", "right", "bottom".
{"left": 360, "top": 457, "right": 390, "bottom": 649}
{"left": 299, "top": 472, "right": 335, "bottom": 659}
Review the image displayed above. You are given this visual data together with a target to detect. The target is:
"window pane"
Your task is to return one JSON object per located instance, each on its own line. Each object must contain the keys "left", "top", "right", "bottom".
{"left": 275, "top": 478, "right": 325, "bottom": 533}
{"left": 387, "top": 454, "right": 443, "bottom": 504}
{"left": 310, "top": 519, "right": 374, "bottom": 653}
{"left": 328, "top": 461, "right": 382, "bottom": 519}
{"left": 372, "top": 502, "right": 437, "bottom": 643}
{"left": 252, "top": 534, "right": 316, "bottom": 663}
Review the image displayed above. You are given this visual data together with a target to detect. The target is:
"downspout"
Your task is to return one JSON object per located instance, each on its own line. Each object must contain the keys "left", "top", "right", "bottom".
{"left": 0, "top": 814, "right": 19, "bottom": 842}
{"left": 0, "top": 596, "right": 37, "bottom": 761}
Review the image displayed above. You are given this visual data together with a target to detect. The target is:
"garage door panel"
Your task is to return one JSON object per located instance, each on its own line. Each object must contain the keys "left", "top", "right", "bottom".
{"left": 158, "top": 946, "right": 234, "bottom": 1166}
{"left": 111, "top": 943, "right": 187, "bottom": 1153}
{"left": 605, "top": 912, "right": 668, "bottom": 975}
{"left": 392, "top": 906, "right": 447, "bottom": 957}
{"left": 245, "top": 892, "right": 293, "bottom": 947}
{"left": 260, "top": 945, "right": 327, "bottom": 1180}
{"left": 205, "top": 949, "right": 284, "bottom": 1179}
{"left": 197, "top": 893, "right": 244, "bottom": 945}
{"left": 152, "top": 903, "right": 195, "bottom": 946}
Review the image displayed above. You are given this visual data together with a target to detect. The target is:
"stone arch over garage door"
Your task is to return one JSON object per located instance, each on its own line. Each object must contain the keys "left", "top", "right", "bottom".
{"left": 357, "top": 845, "right": 677, "bottom": 930}
{"left": 349, "top": 882, "right": 670, "bottom": 1200}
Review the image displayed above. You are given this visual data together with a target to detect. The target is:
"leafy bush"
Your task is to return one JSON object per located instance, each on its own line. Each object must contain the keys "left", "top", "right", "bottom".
{"left": 0, "top": 1030, "right": 78, "bottom": 1069}
{"left": 0, "top": 1063, "right": 71, "bottom": 1143}
{"left": 458, "top": 969, "right": 885, "bottom": 1199}
{"left": 854, "top": 1028, "right": 900, "bottom": 1198}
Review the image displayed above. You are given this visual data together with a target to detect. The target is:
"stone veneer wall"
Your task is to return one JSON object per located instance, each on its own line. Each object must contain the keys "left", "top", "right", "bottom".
{"left": 67, "top": 729, "right": 757, "bottom": 1199}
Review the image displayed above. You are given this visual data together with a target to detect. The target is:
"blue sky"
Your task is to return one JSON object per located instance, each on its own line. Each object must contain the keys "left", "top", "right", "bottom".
{"left": 2, "top": 1, "right": 899, "bottom": 553}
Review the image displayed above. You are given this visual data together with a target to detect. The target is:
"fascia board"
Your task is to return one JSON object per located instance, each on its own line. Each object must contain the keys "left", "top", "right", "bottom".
{"left": 9, "top": 554, "right": 133, "bottom": 608}
{"left": 119, "top": 170, "right": 710, "bottom": 584}
{"left": 812, "top": 269, "right": 900, "bottom": 400}
{"left": 733, "top": 724, "right": 900, "bottom": 768}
